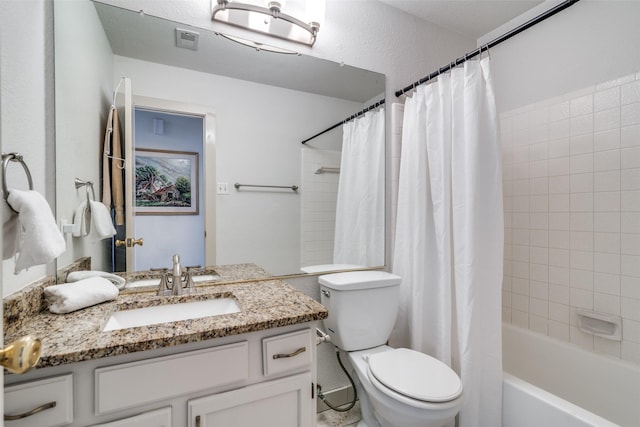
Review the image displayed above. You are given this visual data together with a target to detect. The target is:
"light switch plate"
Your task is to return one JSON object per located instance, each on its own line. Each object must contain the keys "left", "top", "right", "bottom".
{"left": 217, "top": 182, "right": 229, "bottom": 195}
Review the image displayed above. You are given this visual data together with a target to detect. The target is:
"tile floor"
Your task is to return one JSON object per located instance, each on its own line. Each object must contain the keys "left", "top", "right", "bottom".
{"left": 316, "top": 401, "right": 361, "bottom": 426}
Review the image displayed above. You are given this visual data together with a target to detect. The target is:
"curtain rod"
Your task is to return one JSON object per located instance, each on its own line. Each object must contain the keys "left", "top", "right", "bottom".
{"left": 395, "top": 0, "right": 581, "bottom": 98}
{"left": 301, "top": 99, "right": 385, "bottom": 144}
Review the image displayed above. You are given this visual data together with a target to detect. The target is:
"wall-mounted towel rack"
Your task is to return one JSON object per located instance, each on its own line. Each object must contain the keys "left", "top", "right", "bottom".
{"left": 2, "top": 152, "right": 34, "bottom": 209}
{"left": 314, "top": 166, "right": 340, "bottom": 174}
{"left": 75, "top": 178, "right": 96, "bottom": 205}
{"left": 234, "top": 183, "right": 299, "bottom": 192}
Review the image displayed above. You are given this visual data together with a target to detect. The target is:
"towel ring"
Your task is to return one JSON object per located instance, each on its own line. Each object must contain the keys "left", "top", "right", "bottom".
{"left": 2, "top": 152, "right": 34, "bottom": 204}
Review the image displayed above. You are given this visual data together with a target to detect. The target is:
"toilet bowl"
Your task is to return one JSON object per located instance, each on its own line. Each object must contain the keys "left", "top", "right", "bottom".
{"left": 348, "top": 346, "right": 463, "bottom": 427}
{"left": 318, "top": 271, "right": 463, "bottom": 427}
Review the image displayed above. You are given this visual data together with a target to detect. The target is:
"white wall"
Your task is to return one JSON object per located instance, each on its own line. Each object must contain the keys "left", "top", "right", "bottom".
{"left": 54, "top": 0, "right": 115, "bottom": 274}
{"left": 0, "top": 0, "right": 55, "bottom": 295}
{"left": 488, "top": 1, "right": 640, "bottom": 365}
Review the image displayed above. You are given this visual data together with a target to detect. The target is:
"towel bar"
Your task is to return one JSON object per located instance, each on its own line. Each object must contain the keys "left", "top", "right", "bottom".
{"left": 234, "top": 183, "right": 299, "bottom": 192}
{"left": 2, "top": 152, "right": 34, "bottom": 211}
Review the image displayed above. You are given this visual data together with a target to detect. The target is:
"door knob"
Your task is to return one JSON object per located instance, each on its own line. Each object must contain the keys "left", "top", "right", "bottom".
{"left": 115, "top": 237, "right": 144, "bottom": 247}
{"left": 0, "top": 335, "right": 41, "bottom": 374}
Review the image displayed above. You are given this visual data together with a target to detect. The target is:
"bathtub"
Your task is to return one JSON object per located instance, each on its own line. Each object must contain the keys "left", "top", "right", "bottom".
{"left": 502, "top": 323, "right": 640, "bottom": 426}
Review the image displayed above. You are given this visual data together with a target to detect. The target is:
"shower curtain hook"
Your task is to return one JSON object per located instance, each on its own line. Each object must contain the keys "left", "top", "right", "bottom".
{"left": 485, "top": 44, "right": 491, "bottom": 59}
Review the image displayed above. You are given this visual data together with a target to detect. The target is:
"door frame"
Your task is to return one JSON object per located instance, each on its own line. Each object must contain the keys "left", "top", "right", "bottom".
{"left": 127, "top": 95, "right": 217, "bottom": 270}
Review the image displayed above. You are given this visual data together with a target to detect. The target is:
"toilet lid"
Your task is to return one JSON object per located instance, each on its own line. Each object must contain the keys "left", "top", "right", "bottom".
{"left": 368, "top": 348, "right": 462, "bottom": 402}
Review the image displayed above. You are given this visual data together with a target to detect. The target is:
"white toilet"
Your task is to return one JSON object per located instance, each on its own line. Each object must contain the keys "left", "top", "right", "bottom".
{"left": 319, "top": 270, "right": 463, "bottom": 427}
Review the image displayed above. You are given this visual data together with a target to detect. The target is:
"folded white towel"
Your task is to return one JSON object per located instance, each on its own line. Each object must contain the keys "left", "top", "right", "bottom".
{"left": 7, "top": 189, "right": 66, "bottom": 274}
{"left": 1, "top": 192, "right": 18, "bottom": 260}
{"left": 67, "top": 270, "right": 126, "bottom": 290}
{"left": 44, "top": 277, "right": 119, "bottom": 314}
{"left": 72, "top": 201, "right": 116, "bottom": 241}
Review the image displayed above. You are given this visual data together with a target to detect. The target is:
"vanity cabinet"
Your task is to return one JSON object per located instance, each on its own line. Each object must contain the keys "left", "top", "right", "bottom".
{"left": 4, "top": 324, "right": 318, "bottom": 427}
{"left": 4, "top": 374, "right": 74, "bottom": 427}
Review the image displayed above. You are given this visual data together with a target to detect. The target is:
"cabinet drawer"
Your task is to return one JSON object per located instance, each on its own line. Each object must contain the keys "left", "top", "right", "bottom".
{"left": 5, "top": 374, "right": 73, "bottom": 427}
{"left": 95, "top": 342, "right": 248, "bottom": 415}
{"left": 90, "top": 406, "right": 171, "bottom": 426}
{"left": 262, "top": 329, "right": 312, "bottom": 376}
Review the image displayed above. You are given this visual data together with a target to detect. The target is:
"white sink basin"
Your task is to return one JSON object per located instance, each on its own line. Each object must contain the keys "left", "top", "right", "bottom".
{"left": 126, "top": 274, "right": 219, "bottom": 289}
{"left": 103, "top": 298, "right": 240, "bottom": 332}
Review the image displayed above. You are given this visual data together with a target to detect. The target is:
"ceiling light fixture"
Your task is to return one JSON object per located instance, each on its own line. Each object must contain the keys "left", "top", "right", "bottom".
{"left": 212, "top": 0, "right": 326, "bottom": 46}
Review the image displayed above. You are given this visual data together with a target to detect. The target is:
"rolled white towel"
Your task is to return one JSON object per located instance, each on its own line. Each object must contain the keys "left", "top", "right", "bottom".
{"left": 44, "top": 277, "right": 119, "bottom": 314}
{"left": 66, "top": 270, "right": 126, "bottom": 290}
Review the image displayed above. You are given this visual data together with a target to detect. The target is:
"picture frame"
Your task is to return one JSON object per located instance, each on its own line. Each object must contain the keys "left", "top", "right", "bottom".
{"left": 134, "top": 148, "right": 199, "bottom": 215}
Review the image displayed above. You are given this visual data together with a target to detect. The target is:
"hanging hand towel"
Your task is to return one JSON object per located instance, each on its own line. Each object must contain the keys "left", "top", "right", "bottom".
{"left": 1, "top": 192, "right": 18, "bottom": 260}
{"left": 66, "top": 270, "right": 126, "bottom": 289}
{"left": 72, "top": 201, "right": 116, "bottom": 241}
{"left": 88, "top": 200, "right": 116, "bottom": 241}
{"left": 7, "top": 189, "right": 66, "bottom": 274}
{"left": 72, "top": 201, "right": 90, "bottom": 237}
{"left": 44, "top": 277, "right": 119, "bottom": 314}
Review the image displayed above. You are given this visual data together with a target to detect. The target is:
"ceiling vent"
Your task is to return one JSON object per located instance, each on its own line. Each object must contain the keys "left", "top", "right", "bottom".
{"left": 175, "top": 28, "right": 199, "bottom": 51}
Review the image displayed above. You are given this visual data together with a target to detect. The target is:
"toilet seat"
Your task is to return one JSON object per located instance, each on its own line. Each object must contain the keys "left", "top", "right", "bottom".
{"left": 367, "top": 348, "right": 462, "bottom": 403}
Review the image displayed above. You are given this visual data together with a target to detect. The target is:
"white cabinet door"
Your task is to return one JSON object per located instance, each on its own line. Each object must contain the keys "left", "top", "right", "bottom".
{"left": 189, "top": 372, "right": 314, "bottom": 427}
{"left": 90, "top": 407, "right": 171, "bottom": 427}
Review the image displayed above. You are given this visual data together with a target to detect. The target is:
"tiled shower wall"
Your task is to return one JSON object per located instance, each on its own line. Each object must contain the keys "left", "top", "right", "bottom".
{"left": 501, "top": 71, "right": 640, "bottom": 365}
{"left": 300, "top": 148, "right": 341, "bottom": 268}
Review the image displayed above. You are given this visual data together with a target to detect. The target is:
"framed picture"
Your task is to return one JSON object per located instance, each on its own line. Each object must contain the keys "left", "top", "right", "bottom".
{"left": 134, "top": 148, "right": 199, "bottom": 215}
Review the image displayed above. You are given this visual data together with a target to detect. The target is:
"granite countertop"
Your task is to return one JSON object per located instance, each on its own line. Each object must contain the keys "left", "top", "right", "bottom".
{"left": 4, "top": 268, "right": 327, "bottom": 370}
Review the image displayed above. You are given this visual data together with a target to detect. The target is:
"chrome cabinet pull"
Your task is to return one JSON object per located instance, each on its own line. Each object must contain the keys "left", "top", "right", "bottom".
{"left": 5, "top": 401, "right": 56, "bottom": 420}
{"left": 273, "top": 347, "right": 306, "bottom": 359}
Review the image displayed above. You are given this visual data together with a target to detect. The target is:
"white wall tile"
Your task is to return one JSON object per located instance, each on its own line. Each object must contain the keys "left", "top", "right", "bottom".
{"left": 530, "top": 177, "right": 549, "bottom": 195}
{"left": 549, "top": 230, "right": 570, "bottom": 249}
{"left": 530, "top": 298, "right": 549, "bottom": 317}
{"left": 512, "top": 310, "right": 529, "bottom": 328}
{"left": 622, "top": 255, "right": 640, "bottom": 277}
{"left": 571, "top": 212, "right": 594, "bottom": 232}
{"left": 621, "top": 212, "right": 640, "bottom": 233}
{"left": 570, "top": 134, "right": 594, "bottom": 155}
{"left": 594, "top": 252, "right": 621, "bottom": 274}
{"left": 571, "top": 153, "right": 594, "bottom": 174}
{"left": 530, "top": 264, "right": 548, "bottom": 283}
{"left": 550, "top": 101, "right": 570, "bottom": 122}
{"left": 594, "top": 150, "right": 620, "bottom": 172}
{"left": 596, "top": 73, "right": 635, "bottom": 91}
{"left": 595, "top": 86, "right": 620, "bottom": 112}
{"left": 550, "top": 119, "right": 571, "bottom": 140}
{"left": 595, "top": 232, "right": 621, "bottom": 254}
{"left": 530, "top": 246, "right": 549, "bottom": 265}
{"left": 549, "top": 137, "right": 570, "bottom": 158}
{"left": 594, "top": 191, "right": 620, "bottom": 212}
{"left": 571, "top": 114, "right": 594, "bottom": 136}
{"left": 621, "top": 296, "right": 640, "bottom": 321}
{"left": 571, "top": 231, "right": 594, "bottom": 251}
{"left": 594, "top": 272, "right": 621, "bottom": 295}
{"left": 549, "top": 157, "right": 570, "bottom": 176}
{"left": 570, "top": 268, "right": 593, "bottom": 290}
{"left": 621, "top": 341, "right": 640, "bottom": 364}
{"left": 570, "top": 173, "right": 594, "bottom": 193}
{"left": 512, "top": 277, "right": 529, "bottom": 295}
{"left": 549, "top": 283, "right": 570, "bottom": 304}
{"left": 512, "top": 228, "right": 530, "bottom": 246}
{"left": 513, "top": 179, "right": 530, "bottom": 196}
{"left": 622, "top": 168, "right": 640, "bottom": 190}
{"left": 594, "top": 108, "right": 621, "bottom": 132}
{"left": 621, "top": 146, "right": 640, "bottom": 169}
{"left": 530, "top": 230, "right": 549, "bottom": 247}
{"left": 549, "top": 248, "right": 570, "bottom": 267}
{"left": 594, "top": 212, "right": 620, "bottom": 233}
{"left": 570, "top": 288, "right": 594, "bottom": 309}
{"left": 530, "top": 195, "right": 548, "bottom": 212}
{"left": 512, "top": 293, "right": 530, "bottom": 312}
{"left": 623, "top": 318, "right": 640, "bottom": 343}
{"left": 622, "top": 82, "right": 640, "bottom": 105}
{"left": 530, "top": 212, "right": 549, "bottom": 230}
{"left": 621, "top": 276, "right": 640, "bottom": 299}
{"left": 621, "top": 103, "right": 640, "bottom": 127}
{"left": 594, "top": 292, "right": 620, "bottom": 315}
{"left": 622, "top": 190, "right": 640, "bottom": 211}
{"left": 529, "top": 315, "right": 548, "bottom": 335}
{"left": 571, "top": 94, "right": 593, "bottom": 117}
{"left": 570, "top": 326, "right": 594, "bottom": 350}
{"left": 621, "top": 234, "right": 640, "bottom": 255}
{"left": 549, "top": 212, "right": 570, "bottom": 231}
{"left": 549, "top": 266, "right": 570, "bottom": 286}
{"left": 530, "top": 160, "right": 549, "bottom": 178}
{"left": 594, "top": 129, "right": 620, "bottom": 152}
{"left": 594, "top": 170, "right": 621, "bottom": 191}
{"left": 549, "top": 302, "right": 569, "bottom": 323}
{"left": 549, "top": 194, "right": 570, "bottom": 212}
{"left": 570, "top": 193, "right": 593, "bottom": 212}
{"left": 621, "top": 124, "right": 640, "bottom": 148}
{"left": 549, "top": 175, "right": 570, "bottom": 194}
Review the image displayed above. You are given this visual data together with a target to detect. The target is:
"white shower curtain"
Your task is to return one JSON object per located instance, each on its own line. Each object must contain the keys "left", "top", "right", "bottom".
{"left": 333, "top": 107, "right": 385, "bottom": 266}
{"left": 391, "top": 58, "right": 503, "bottom": 427}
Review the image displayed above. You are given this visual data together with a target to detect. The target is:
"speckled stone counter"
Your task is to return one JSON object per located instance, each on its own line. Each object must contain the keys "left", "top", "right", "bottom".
{"left": 4, "top": 272, "right": 327, "bottom": 370}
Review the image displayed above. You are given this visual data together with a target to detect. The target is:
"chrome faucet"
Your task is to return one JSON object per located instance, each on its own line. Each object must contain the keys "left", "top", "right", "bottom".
{"left": 170, "top": 254, "right": 183, "bottom": 296}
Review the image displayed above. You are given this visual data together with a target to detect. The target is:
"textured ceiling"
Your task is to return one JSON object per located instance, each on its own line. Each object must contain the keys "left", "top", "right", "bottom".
{"left": 378, "top": 0, "right": 545, "bottom": 39}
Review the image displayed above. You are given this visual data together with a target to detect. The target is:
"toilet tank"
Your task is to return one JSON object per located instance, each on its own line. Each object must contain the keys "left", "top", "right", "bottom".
{"left": 319, "top": 271, "right": 401, "bottom": 351}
